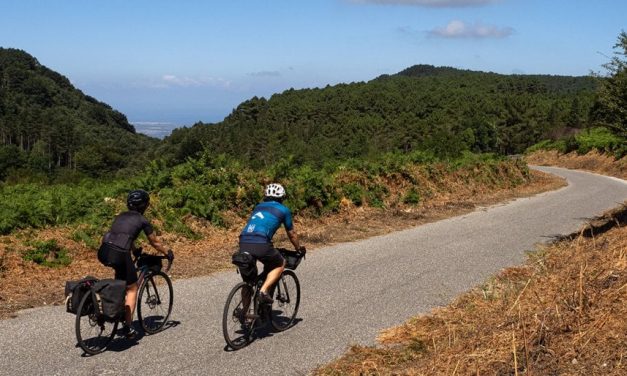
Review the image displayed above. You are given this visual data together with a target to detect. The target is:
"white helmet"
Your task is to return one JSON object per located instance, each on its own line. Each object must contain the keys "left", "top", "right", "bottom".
{"left": 265, "top": 183, "right": 286, "bottom": 198}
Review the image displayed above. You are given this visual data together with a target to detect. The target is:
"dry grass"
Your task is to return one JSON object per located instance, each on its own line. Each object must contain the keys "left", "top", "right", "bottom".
{"left": 0, "top": 167, "right": 563, "bottom": 319}
{"left": 316, "top": 206, "right": 627, "bottom": 376}
{"left": 526, "top": 150, "right": 626, "bottom": 179}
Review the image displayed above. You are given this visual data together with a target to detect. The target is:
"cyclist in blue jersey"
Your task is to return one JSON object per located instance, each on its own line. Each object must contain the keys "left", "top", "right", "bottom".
{"left": 238, "top": 183, "right": 304, "bottom": 304}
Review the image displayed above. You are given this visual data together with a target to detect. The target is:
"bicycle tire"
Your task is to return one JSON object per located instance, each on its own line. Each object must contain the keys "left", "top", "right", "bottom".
{"left": 222, "top": 282, "right": 255, "bottom": 350}
{"left": 270, "top": 270, "right": 300, "bottom": 332}
{"left": 137, "top": 271, "right": 173, "bottom": 334}
{"left": 75, "top": 291, "right": 118, "bottom": 355}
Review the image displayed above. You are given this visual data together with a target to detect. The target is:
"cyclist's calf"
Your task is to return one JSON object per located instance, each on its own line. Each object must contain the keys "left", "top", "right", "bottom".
{"left": 125, "top": 283, "right": 138, "bottom": 326}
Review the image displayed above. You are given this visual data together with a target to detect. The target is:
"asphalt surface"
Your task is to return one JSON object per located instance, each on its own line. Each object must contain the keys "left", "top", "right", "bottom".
{"left": 1, "top": 166, "right": 626, "bottom": 376}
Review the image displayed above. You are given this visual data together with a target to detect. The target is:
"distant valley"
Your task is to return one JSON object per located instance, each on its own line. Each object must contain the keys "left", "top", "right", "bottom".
{"left": 131, "top": 121, "right": 179, "bottom": 139}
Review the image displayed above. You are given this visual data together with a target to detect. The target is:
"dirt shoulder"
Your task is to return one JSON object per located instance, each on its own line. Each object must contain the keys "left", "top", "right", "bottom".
{"left": 315, "top": 154, "right": 627, "bottom": 376}
{"left": 0, "top": 168, "right": 563, "bottom": 320}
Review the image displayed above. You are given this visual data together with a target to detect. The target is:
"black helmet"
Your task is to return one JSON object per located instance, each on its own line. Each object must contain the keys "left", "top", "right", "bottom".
{"left": 127, "top": 189, "right": 150, "bottom": 212}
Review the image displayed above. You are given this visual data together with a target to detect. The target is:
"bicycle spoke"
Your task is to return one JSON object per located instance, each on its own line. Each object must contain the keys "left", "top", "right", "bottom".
{"left": 271, "top": 270, "right": 300, "bottom": 332}
{"left": 223, "top": 283, "right": 255, "bottom": 350}
{"left": 278, "top": 277, "right": 291, "bottom": 304}
{"left": 75, "top": 292, "right": 117, "bottom": 355}
{"left": 138, "top": 271, "right": 173, "bottom": 334}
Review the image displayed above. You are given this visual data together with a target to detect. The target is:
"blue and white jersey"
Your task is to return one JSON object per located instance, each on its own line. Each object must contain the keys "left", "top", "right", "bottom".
{"left": 239, "top": 201, "right": 294, "bottom": 244}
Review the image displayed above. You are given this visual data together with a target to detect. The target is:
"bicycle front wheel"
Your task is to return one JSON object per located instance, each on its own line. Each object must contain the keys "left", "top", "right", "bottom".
{"left": 75, "top": 292, "right": 118, "bottom": 355}
{"left": 137, "top": 271, "right": 173, "bottom": 334}
{"left": 271, "top": 270, "right": 300, "bottom": 331}
{"left": 222, "top": 282, "right": 255, "bottom": 350}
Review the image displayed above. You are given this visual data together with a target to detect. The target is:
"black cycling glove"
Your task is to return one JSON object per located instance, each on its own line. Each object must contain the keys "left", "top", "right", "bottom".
{"left": 297, "top": 246, "right": 307, "bottom": 257}
{"left": 167, "top": 249, "right": 174, "bottom": 262}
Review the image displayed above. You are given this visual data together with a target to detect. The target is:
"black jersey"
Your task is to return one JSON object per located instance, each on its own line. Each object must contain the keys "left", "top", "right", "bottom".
{"left": 102, "top": 211, "right": 154, "bottom": 251}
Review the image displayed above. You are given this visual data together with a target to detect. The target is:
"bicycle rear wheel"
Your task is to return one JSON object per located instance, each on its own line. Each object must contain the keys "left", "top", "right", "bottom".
{"left": 271, "top": 270, "right": 300, "bottom": 331}
{"left": 75, "top": 291, "right": 118, "bottom": 355}
{"left": 137, "top": 271, "right": 173, "bottom": 334}
{"left": 222, "top": 282, "right": 255, "bottom": 350}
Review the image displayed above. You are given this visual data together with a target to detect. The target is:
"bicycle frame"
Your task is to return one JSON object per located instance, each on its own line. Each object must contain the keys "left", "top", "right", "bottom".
{"left": 134, "top": 252, "right": 171, "bottom": 312}
{"left": 240, "top": 270, "right": 291, "bottom": 325}
{"left": 274, "top": 274, "right": 293, "bottom": 305}
{"left": 137, "top": 269, "right": 160, "bottom": 309}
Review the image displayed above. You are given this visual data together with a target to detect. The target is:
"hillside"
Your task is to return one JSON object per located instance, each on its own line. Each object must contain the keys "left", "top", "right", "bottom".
{"left": 159, "top": 65, "right": 598, "bottom": 167}
{"left": 0, "top": 48, "right": 158, "bottom": 180}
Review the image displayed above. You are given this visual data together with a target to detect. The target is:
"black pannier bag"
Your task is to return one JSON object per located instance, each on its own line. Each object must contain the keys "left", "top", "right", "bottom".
{"left": 64, "top": 276, "right": 98, "bottom": 315}
{"left": 92, "top": 279, "right": 127, "bottom": 321}
{"left": 231, "top": 251, "right": 258, "bottom": 282}
{"left": 137, "top": 254, "right": 163, "bottom": 272}
{"left": 280, "top": 251, "right": 303, "bottom": 270}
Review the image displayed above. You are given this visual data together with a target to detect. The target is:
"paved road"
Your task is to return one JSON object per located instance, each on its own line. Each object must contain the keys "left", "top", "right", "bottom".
{"left": 1, "top": 166, "right": 626, "bottom": 376}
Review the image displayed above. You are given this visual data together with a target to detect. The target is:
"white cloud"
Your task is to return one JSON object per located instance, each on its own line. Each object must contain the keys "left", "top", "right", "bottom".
{"left": 247, "top": 70, "right": 282, "bottom": 77}
{"left": 132, "top": 75, "right": 232, "bottom": 89}
{"left": 428, "top": 20, "right": 513, "bottom": 38}
{"left": 160, "top": 74, "right": 231, "bottom": 88}
{"left": 349, "top": 0, "right": 498, "bottom": 7}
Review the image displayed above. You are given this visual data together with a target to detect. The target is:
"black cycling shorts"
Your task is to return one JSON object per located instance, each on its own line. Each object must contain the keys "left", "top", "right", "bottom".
{"left": 239, "top": 243, "right": 285, "bottom": 272}
{"left": 97, "top": 243, "right": 138, "bottom": 285}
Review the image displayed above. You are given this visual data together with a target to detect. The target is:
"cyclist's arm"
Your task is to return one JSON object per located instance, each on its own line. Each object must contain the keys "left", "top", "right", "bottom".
{"left": 283, "top": 208, "right": 301, "bottom": 251}
{"left": 147, "top": 232, "right": 169, "bottom": 256}
{"left": 286, "top": 229, "right": 301, "bottom": 251}
{"left": 141, "top": 216, "right": 169, "bottom": 256}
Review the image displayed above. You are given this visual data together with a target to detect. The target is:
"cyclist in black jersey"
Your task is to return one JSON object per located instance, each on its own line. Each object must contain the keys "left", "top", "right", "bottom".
{"left": 97, "top": 189, "right": 173, "bottom": 338}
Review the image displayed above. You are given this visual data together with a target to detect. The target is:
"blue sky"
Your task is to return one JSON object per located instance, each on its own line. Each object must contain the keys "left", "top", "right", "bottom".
{"left": 1, "top": 0, "right": 625, "bottom": 134}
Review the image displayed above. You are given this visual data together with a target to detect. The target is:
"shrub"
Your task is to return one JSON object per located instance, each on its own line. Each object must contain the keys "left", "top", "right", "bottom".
{"left": 575, "top": 127, "right": 624, "bottom": 154}
{"left": 365, "top": 184, "right": 388, "bottom": 208}
{"left": 23, "top": 239, "right": 71, "bottom": 268}
{"left": 403, "top": 188, "right": 421, "bottom": 205}
{"left": 71, "top": 228, "right": 100, "bottom": 249}
{"left": 342, "top": 183, "right": 365, "bottom": 206}
{"left": 526, "top": 128, "right": 626, "bottom": 158}
{"left": 525, "top": 140, "right": 557, "bottom": 154}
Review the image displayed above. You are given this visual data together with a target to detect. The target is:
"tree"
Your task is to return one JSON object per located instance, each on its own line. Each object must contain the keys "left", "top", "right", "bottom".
{"left": 75, "top": 145, "right": 106, "bottom": 175}
{"left": 0, "top": 144, "right": 23, "bottom": 178}
{"left": 592, "top": 31, "right": 627, "bottom": 138}
{"left": 566, "top": 97, "right": 583, "bottom": 128}
{"left": 27, "top": 139, "right": 49, "bottom": 171}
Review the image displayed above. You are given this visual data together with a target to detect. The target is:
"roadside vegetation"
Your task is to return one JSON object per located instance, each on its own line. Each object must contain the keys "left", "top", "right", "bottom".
{"left": 526, "top": 126, "right": 625, "bottom": 158}
{"left": 525, "top": 125, "right": 626, "bottom": 179}
{"left": 526, "top": 149, "right": 626, "bottom": 180}
{"left": 0, "top": 150, "right": 530, "bottom": 244}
